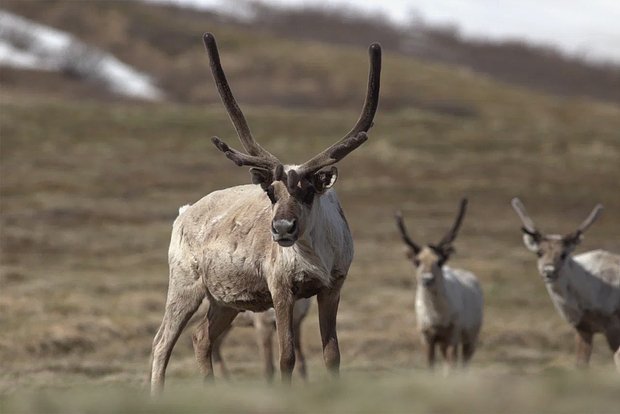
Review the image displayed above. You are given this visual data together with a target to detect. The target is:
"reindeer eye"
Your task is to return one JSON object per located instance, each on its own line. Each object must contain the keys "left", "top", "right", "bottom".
{"left": 536, "top": 251, "right": 543, "bottom": 258}
{"left": 413, "top": 259, "right": 421, "bottom": 267}
{"left": 560, "top": 252, "right": 567, "bottom": 260}
{"left": 265, "top": 186, "right": 277, "bottom": 204}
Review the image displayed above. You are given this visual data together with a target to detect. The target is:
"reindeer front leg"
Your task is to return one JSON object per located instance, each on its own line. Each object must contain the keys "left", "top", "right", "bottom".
{"left": 575, "top": 328, "right": 593, "bottom": 368}
{"left": 272, "top": 288, "right": 296, "bottom": 383}
{"left": 317, "top": 278, "right": 345, "bottom": 376}
{"left": 425, "top": 336, "right": 436, "bottom": 369}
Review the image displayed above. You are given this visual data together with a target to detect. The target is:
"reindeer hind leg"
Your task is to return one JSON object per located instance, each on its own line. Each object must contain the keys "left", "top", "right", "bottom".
{"left": 150, "top": 279, "right": 204, "bottom": 395}
{"left": 192, "top": 302, "right": 239, "bottom": 382}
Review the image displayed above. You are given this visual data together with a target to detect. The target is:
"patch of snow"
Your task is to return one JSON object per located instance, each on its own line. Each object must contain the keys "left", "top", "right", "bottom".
{"left": 0, "top": 39, "right": 49, "bottom": 69}
{"left": 0, "top": 10, "right": 164, "bottom": 100}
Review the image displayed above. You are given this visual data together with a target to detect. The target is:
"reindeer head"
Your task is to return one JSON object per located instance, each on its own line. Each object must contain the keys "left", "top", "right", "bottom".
{"left": 395, "top": 199, "right": 468, "bottom": 288}
{"left": 203, "top": 33, "right": 381, "bottom": 247}
{"left": 511, "top": 198, "right": 603, "bottom": 283}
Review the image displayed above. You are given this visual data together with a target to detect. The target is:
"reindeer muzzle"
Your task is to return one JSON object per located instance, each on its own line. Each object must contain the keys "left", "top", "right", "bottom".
{"left": 272, "top": 219, "right": 298, "bottom": 247}
{"left": 421, "top": 275, "right": 435, "bottom": 287}
{"left": 542, "top": 265, "right": 558, "bottom": 282}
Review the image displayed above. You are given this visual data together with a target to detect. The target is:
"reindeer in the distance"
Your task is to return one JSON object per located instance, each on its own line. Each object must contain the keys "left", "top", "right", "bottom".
{"left": 395, "top": 199, "right": 483, "bottom": 369}
{"left": 511, "top": 198, "right": 620, "bottom": 369}
{"left": 149, "top": 33, "right": 381, "bottom": 394}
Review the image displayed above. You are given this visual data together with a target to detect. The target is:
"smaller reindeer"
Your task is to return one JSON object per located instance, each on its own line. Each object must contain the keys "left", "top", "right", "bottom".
{"left": 212, "top": 298, "right": 311, "bottom": 381}
{"left": 511, "top": 198, "right": 620, "bottom": 368}
{"left": 395, "top": 199, "right": 483, "bottom": 368}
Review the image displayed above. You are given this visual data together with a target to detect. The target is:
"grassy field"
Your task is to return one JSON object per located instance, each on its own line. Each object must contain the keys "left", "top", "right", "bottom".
{"left": 1, "top": 13, "right": 620, "bottom": 412}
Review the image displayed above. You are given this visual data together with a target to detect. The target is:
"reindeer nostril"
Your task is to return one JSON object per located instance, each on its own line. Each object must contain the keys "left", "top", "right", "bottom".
{"left": 272, "top": 219, "right": 297, "bottom": 236}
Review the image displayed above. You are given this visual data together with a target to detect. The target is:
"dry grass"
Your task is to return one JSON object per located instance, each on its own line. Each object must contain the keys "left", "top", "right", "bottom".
{"left": 3, "top": 370, "right": 620, "bottom": 413}
{"left": 1, "top": 11, "right": 620, "bottom": 411}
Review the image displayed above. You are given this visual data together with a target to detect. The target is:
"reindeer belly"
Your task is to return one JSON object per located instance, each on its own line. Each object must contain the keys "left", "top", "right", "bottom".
{"left": 206, "top": 276, "right": 273, "bottom": 312}
{"left": 422, "top": 323, "right": 455, "bottom": 343}
{"left": 203, "top": 258, "right": 273, "bottom": 312}
{"left": 576, "top": 310, "right": 613, "bottom": 333}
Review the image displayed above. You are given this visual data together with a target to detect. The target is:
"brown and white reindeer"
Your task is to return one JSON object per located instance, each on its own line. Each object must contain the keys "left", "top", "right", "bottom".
{"left": 210, "top": 298, "right": 311, "bottom": 381}
{"left": 511, "top": 198, "right": 620, "bottom": 368}
{"left": 395, "top": 199, "right": 483, "bottom": 369}
{"left": 149, "top": 33, "right": 381, "bottom": 394}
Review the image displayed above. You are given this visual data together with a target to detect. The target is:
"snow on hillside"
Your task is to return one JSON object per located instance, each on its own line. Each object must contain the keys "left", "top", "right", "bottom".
{"left": 0, "top": 10, "right": 164, "bottom": 101}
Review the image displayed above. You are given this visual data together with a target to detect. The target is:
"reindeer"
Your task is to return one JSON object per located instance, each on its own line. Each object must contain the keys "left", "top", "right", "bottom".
{"left": 395, "top": 199, "right": 483, "bottom": 369}
{"left": 211, "top": 298, "right": 311, "bottom": 381}
{"left": 511, "top": 198, "right": 620, "bottom": 368}
{"left": 149, "top": 33, "right": 381, "bottom": 394}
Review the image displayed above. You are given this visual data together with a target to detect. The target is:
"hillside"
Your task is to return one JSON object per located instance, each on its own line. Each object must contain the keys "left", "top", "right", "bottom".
{"left": 2, "top": 0, "right": 620, "bottom": 106}
{"left": 1, "top": 2, "right": 620, "bottom": 412}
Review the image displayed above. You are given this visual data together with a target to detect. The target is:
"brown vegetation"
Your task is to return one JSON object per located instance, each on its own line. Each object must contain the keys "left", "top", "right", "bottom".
{"left": 1, "top": 1, "right": 619, "bottom": 410}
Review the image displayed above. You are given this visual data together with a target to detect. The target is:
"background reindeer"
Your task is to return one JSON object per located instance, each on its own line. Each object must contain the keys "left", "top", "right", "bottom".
{"left": 511, "top": 198, "right": 620, "bottom": 368}
{"left": 211, "top": 298, "right": 311, "bottom": 381}
{"left": 149, "top": 33, "right": 381, "bottom": 394}
{"left": 395, "top": 198, "right": 483, "bottom": 368}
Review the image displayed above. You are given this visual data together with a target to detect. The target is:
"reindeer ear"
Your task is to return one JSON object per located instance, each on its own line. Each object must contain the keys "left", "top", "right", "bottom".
{"left": 249, "top": 168, "right": 272, "bottom": 188}
{"left": 312, "top": 167, "right": 338, "bottom": 193}
{"left": 522, "top": 233, "right": 539, "bottom": 252}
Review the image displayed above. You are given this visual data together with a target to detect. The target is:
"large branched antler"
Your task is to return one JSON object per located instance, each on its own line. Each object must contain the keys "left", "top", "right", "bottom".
{"left": 511, "top": 197, "right": 541, "bottom": 239}
{"left": 395, "top": 211, "right": 421, "bottom": 253}
{"left": 436, "top": 198, "right": 468, "bottom": 249}
{"left": 203, "top": 33, "right": 280, "bottom": 164}
{"left": 296, "top": 43, "right": 382, "bottom": 177}
{"left": 211, "top": 137, "right": 279, "bottom": 171}
{"left": 204, "top": 33, "right": 381, "bottom": 191}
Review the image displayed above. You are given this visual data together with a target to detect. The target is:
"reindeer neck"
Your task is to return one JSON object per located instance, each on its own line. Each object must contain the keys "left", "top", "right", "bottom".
{"left": 417, "top": 271, "right": 451, "bottom": 315}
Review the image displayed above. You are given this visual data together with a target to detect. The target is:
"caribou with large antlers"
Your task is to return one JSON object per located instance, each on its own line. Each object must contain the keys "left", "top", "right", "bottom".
{"left": 395, "top": 199, "right": 483, "bottom": 368}
{"left": 149, "top": 33, "right": 381, "bottom": 394}
{"left": 511, "top": 198, "right": 620, "bottom": 368}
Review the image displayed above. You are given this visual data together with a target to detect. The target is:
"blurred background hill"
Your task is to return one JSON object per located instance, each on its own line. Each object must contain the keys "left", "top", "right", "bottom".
{"left": 1, "top": 1, "right": 619, "bottom": 412}
{"left": 2, "top": 0, "right": 620, "bottom": 106}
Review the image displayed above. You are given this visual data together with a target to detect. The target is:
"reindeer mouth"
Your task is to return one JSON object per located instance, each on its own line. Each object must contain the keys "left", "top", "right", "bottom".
{"left": 543, "top": 274, "right": 559, "bottom": 283}
{"left": 542, "top": 265, "right": 558, "bottom": 283}
{"left": 275, "top": 237, "right": 296, "bottom": 247}
{"left": 421, "top": 275, "right": 436, "bottom": 287}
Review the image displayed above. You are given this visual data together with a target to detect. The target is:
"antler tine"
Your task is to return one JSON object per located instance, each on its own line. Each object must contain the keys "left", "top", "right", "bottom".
{"left": 511, "top": 197, "right": 539, "bottom": 235}
{"left": 296, "top": 43, "right": 381, "bottom": 176}
{"left": 203, "top": 33, "right": 278, "bottom": 163}
{"left": 575, "top": 204, "right": 604, "bottom": 234}
{"left": 343, "top": 42, "right": 382, "bottom": 139}
{"left": 212, "top": 137, "right": 278, "bottom": 171}
{"left": 437, "top": 198, "right": 468, "bottom": 247}
{"left": 296, "top": 131, "right": 369, "bottom": 176}
{"left": 395, "top": 211, "right": 421, "bottom": 253}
